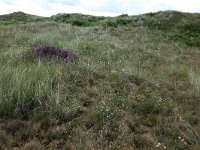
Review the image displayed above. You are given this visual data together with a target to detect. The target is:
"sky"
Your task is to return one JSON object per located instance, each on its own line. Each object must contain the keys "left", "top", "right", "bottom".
{"left": 0, "top": 0, "right": 200, "bottom": 17}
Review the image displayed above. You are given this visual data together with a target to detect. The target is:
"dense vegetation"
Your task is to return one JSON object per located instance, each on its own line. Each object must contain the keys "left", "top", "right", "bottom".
{"left": 0, "top": 11, "right": 47, "bottom": 25}
{"left": 0, "top": 11, "right": 199, "bottom": 149}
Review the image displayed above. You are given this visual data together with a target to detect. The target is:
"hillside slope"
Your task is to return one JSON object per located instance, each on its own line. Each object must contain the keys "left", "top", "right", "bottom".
{"left": 0, "top": 11, "right": 47, "bottom": 25}
{"left": 0, "top": 11, "right": 200, "bottom": 150}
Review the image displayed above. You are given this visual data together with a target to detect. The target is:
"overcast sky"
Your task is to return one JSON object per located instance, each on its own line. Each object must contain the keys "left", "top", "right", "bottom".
{"left": 0, "top": 0, "right": 200, "bottom": 16}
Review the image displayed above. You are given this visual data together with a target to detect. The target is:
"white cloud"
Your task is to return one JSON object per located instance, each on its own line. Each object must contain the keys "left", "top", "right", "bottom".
{"left": 0, "top": 0, "right": 200, "bottom": 17}
{"left": 79, "top": 0, "right": 106, "bottom": 9}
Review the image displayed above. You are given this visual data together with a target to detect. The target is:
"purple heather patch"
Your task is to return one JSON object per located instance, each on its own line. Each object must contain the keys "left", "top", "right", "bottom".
{"left": 34, "top": 45, "right": 79, "bottom": 63}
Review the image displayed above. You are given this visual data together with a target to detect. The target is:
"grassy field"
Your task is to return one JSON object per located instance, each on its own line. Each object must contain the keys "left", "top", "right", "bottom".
{"left": 0, "top": 11, "right": 200, "bottom": 149}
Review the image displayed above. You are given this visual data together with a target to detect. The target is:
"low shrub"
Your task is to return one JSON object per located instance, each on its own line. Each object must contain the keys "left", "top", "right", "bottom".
{"left": 32, "top": 45, "right": 79, "bottom": 63}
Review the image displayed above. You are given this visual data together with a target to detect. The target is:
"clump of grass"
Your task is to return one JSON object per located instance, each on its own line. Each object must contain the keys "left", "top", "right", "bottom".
{"left": 135, "top": 95, "right": 164, "bottom": 116}
{"left": 0, "top": 62, "right": 72, "bottom": 118}
{"left": 0, "top": 130, "right": 8, "bottom": 149}
{"left": 22, "top": 141, "right": 42, "bottom": 150}
{"left": 132, "top": 134, "right": 147, "bottom": 149}
{"left": 15, "top": 127, "right": 33, "bottom": 141}
{"left": 97, "top": 106, "right": 115, "bottom": 123}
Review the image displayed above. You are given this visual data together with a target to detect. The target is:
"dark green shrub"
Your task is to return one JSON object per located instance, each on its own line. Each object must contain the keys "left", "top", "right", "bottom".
{"left": 72, "top": 20, "right": 90, "bottom": 26}
{"left": 118, "top": 14, "right": 128, "bottom": 17}
{"left": 169, "top": 23, "right": 200, "bottom": 47}
{"left": 52, "top": 13, "right": 103, "bottom": 26}
{"left": 116, "top": 18, "right": 132, "bottom": 25}
{"left": 105, "top": 19, "right": 118, "bottom": 27}
{"left": 87, "top": 16, "right": 98, "bottom": 22}
{"left": 180, "top": 24, "right": 200, "bottom": 46}
{"left": 145, "top": 12, "right": 157, "bottom": 17}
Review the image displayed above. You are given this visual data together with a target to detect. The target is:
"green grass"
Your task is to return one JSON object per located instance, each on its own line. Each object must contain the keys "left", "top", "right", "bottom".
{"left": 0, "top": 11, "right": 200, "bottom": 149}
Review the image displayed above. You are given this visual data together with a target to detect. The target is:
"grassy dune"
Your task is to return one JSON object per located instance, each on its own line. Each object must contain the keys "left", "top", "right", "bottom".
{"left": 0, "top": 11, "right": 200, "bottom": 149}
